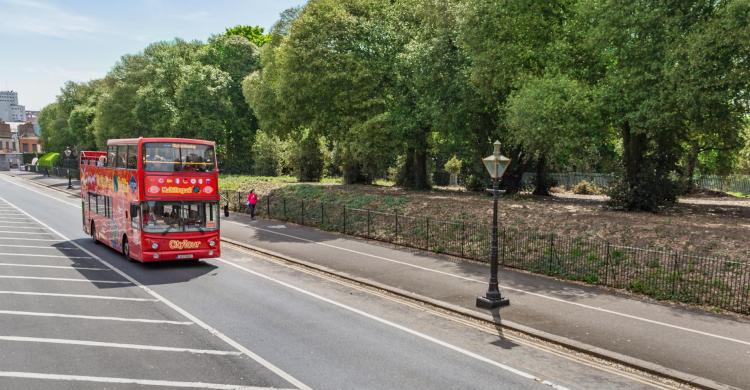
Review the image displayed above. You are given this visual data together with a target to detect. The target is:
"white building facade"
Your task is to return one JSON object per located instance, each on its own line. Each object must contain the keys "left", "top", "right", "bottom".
{"left": 0, "top": 91, "right": 26, "bottom": 122}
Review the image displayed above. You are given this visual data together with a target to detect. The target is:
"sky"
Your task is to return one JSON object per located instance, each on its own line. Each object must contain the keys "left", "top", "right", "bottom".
{"left": 0, "top": 0, "right": 304, "bottom": 110}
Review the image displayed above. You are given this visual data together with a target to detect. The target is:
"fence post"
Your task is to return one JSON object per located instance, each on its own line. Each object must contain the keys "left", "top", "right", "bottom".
{"left": 321, "top": 202, "right": 325, "bottom": 226}
{"left": 237, "top": 192, "right": 242, "bottom": 212}
{"left": 267, "top": 195, "right": 271, "bottom": 218}
{"left": 500, "top": 228, "right": 506, "bottom": 266}
{"left": 301, "top": 199, "right": 305, "bottom": 225}
{"left": 343, "top": 205, "right": 347, "bottom": 234}
{"left": 283, "top": 197, "right": 287, "bottom": 221}
{"left": 394, "top": 212, "right": 399, "bottom": 244}
{"left": 671, "top": 253, "right": 680, "bottom": 298}
{"left": 367, "top": 210, "right": 371, "bottom": 238}
{"left": 461, "top": 222, "right": 465, "bottom": 258}
{"left": 604, "top": 242, "right": 611, "bottom": 286}
{"left": 425, "top": 217, "right": 430, "bottom": 251}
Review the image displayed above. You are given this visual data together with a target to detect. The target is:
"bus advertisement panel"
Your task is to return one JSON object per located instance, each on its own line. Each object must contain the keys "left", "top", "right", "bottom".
{"left": 80, "top": 138, "right": 220, "bottom": 262}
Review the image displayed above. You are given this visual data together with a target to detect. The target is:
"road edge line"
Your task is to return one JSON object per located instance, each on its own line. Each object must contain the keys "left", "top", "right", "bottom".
{"left": 221, "top": 237, "right": 735, "bottom": 390}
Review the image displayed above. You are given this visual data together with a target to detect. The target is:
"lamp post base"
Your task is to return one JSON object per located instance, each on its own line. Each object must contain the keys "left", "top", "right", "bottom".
{"left": 476, "top": 295, "right": 510, "bottom": 309}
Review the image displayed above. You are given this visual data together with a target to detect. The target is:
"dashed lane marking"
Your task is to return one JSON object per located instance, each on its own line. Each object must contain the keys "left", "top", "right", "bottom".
{"left": 0, "top": 192, "right": 312, "bottom": 390}
{"left": 0, "top": 263, "right": 109, "bottom": 271}
{"left": 0, "top": 253, "right": 92, "bottom": 259}
{"left": 0, "top": 275, "right": 130, "bottom": 284}
{"left": 0, "top": 244, "right": 80, "bottom": 249}
{"left": 0, "top": 237, "right": 66, "bottom": 242}
{"left": 0, "top": 291, "right": 158, "bottom": 302}
{"left": 0, "top": 310, "right": 193, "bottom": 325}
{"left": 0, "top": 231, "right": 50, "bottom": 235}
{"left": 0, "top": 226, "right": 51, "bottom": 230}
{"left": 0, "top": 372, "right": 290, "bottom": 390}
{"left": 0, "top": 336, "right": 243, "bottom": 356}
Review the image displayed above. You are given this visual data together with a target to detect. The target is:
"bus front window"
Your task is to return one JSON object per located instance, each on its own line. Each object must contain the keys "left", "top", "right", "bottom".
{"left": 142, "top": 201, "right": 219, "bottom": 233}
{"left": 143, "top": 143, "right": 216, "bottom": 172}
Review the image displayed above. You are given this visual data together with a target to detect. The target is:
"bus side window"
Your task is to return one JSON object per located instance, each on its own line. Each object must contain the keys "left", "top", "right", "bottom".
{"left": 127, "top": 145, "right": 138, "bottom": 169}
{"left": 116, "top": 145, "right": 128, "bottom": 169}
{"left": 107, "top": 146, "right": 117, "bottom": 168}
{"left": 130, "top": 204, "right": 139, "bottom": 229}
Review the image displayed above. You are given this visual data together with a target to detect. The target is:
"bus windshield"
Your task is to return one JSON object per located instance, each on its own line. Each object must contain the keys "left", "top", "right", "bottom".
{"left": 142, "top": 201, "right": 219, "bottom": 233}
{"left": 143, "top": 142, "right": 216, "bottom": 172}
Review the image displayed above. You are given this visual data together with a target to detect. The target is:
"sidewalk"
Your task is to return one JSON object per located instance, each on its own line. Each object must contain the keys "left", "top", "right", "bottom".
{"left": 6, "top": 171, "right": 749, "bottom": 389}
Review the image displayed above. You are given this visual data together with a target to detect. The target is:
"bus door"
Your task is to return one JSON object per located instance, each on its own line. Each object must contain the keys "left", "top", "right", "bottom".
{"left": 129, "top": 203, "right": 142, "bottom": 258}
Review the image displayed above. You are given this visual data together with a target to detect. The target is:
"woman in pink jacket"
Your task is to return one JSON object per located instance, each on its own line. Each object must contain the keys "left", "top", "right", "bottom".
{"left": 246, "top": 189, "right": 258, "bottom": 220}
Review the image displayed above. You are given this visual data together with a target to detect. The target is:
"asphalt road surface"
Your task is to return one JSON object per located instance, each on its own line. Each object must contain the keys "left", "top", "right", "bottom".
{"left": 0, "top": 174, "right": 685, "bottom": 390}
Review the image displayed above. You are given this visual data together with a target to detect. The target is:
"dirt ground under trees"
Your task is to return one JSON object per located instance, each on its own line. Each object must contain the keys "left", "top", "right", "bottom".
{"left": 223, "top": 178, "right": 749, "bottom": 261}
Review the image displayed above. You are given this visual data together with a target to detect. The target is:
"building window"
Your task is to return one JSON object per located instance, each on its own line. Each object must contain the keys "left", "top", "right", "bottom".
{"left": 22, "top": 143, "right": 28, "bottom": 153}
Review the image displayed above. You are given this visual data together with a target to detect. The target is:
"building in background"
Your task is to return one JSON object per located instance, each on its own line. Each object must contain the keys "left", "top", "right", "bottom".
{"left": 0, "top": 91, "right": 26, "bottom": 122}
{"left": 17, "top": 122, "right": 42, "bottom": 153}
{"left": 0, "top": 121, "right": 21, "bottom": 170}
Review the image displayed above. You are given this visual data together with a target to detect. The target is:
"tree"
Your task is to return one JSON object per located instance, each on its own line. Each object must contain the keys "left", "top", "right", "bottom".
{"left": 506, "top": 73, "right": 599, "bottom": 195}
{"left": 225, "top": 25, "right": 271, "bottom": 47}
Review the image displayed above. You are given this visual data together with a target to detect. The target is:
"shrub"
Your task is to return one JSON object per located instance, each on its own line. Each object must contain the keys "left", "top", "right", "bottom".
{"left": 572, "top": 180, "right": 602, "bottom": 195}
{"left": 444, "top": 155, "right": 462, "bottom": 175}
{"left": 290, "top": 128, "right": 324, "bottom": 182}
{"left": 464, "top": 174, "right": 485, "bottom": 192}
{"left": 37, "top": 152, "right": 60, "bottom": 168}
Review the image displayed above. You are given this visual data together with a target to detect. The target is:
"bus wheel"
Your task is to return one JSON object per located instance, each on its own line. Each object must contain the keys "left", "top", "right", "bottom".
{"left": 90, "top": 221, "right": 100, "bottom": 245}
{"left": 122, "top": 236, "right": 135, "bottom": 262}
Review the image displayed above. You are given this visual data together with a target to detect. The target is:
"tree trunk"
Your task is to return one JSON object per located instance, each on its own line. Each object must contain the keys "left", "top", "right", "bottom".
{"left": 412, "top": 146, "right": 430, "bottom": 190}
{"left": 622, "top": 121, "right": 646, "bottom": 187}
{"left": 533, "top": 154, "right": 551, "bottom": 196}
{"left": 397, "top": 127, "right": 431, "bottom": 190}
{"left": 685, "top": 144, "right": 700, "bottom": 193}
{"left": 500, "top": 147, "right": 530, "bottom": 194}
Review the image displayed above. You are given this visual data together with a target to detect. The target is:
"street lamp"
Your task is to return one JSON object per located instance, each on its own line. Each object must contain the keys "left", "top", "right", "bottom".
{"left": 476, "top": 140, "right": 511, "bottom": 309}
{"left": 64, "top": 146, "right": 73, "bottom": 189}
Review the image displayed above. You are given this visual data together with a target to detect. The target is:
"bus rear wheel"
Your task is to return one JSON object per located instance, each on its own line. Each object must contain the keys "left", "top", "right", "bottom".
{"left": 90, "top": 221, "right": 100, "bottom": 245}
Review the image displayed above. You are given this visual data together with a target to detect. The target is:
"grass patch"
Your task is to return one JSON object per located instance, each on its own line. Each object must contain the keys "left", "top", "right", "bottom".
{"left": 726, "top": 191, "right": 750, "bottom": 198}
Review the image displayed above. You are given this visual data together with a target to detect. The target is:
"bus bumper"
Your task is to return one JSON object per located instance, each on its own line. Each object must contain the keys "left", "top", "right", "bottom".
{"left": 140, "top": 248, "right": 220, "bottom": 262}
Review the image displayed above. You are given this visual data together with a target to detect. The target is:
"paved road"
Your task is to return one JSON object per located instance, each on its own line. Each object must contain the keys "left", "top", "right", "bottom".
{"left": 0, "top": 173, "right": 686, "bottom": 390}
{"left": 218, "top": 213, "right": 750, "bottom": 389}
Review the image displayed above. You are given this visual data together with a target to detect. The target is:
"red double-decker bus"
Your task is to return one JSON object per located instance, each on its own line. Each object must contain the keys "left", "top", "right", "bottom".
{"left": 79, "top": 138, "right": 221, "bottom": 262}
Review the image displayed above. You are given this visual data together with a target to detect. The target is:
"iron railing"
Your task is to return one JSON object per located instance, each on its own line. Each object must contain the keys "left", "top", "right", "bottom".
{"left": 223, "top": 190, "right": 750, "bottom": 314}
{"left": 522, "top": 172, "right": 750, "bottom": 194}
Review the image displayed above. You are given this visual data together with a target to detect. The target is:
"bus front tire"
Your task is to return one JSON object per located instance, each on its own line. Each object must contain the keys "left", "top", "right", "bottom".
{"left": 122, "top": 236, "right": 136, "bottom": 263}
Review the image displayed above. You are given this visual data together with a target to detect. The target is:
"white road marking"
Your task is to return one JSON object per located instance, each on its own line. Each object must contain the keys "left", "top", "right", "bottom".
{"left": 0, "top": 252, "right": 92, "bottom": 259}
{"left": 0, "top": 372, "right": 288, "bottom": 390}
{"left": 0, "top": 221, "right": 32, "bottom": 225}
{"left": 0, "top": 231, "right": 49, "bottom": 235}
{"left": 215, "top": 257, "right": 570, "bottom": 390}
{"left": 0, "top": 336, "right": 243, "bottom": 356}
{"left": 0, "top": 194, "right": 312, "bottom": 390}
{"left": 0, "top": 244, "right": 79, "bottom": 249}
{"left": 0, "top": 310, "right": 193, "bottom": 325}
{"left": 0, "top": 226, "right": 49, "bottom": 230}
{"left": 0, "top": 275, "right": 130, "bottom": 284}
{"left": 0, "top": 218, "right": 31, "bottom": 221}
{"left": 0, "top": 291, "right": 158, "bottom": 302}
{"left": 231, "top": 221, "right": 750, "bottom": 347}
{"left": 0, "top": 263, "right": 109, "bottom": 271}
{"left": 0, "top": 237, "right": 65, "bottom": 242}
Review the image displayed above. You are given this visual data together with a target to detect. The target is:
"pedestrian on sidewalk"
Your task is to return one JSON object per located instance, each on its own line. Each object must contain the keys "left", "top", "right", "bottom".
{"left": 247, "top": 189, "right": 257, "bottom": 220}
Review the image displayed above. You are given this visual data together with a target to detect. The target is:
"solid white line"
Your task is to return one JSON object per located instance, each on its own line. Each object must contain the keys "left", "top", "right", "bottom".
{"left": 0, "top": 372, "right": 285, "bottom": 390}
{"left": 0, "top": 275, "right": 130, "bottom": 284}
{"left": 0, "top": 244, "right": 79, "bottom": 249}
{"left": 214, "top": 257, "right": 569, "bottom": 390}
{"left": 0, "top": 263, "right": 108, "bottom": 271}
{"left": 0, "top": 336, "right": 242, "bottom": 356}
{"left": 0, "top": 194, "right": 311, "bottom": 390}
{"left": 0, "top": 221, "right": 32, "bottom": 225}
{"left": 234, "top": 221, "right": 750, "bottom": 347}
{"left": 0, "top": 231, "right": 50, "bottom": 235}
{"left": 0, "top": 310, "right": 193, "bottom": 325}
{"left": 0, "top": 291, "right": 158, "bottom": 302}
{"left": 0, "top": 237, "right": 64, "bottom": 242}
{"left": 0, "top": 253, "right": 91, "bottom": 259}
{"left": 0, "top": 218, "right": 31, "bottom": 221}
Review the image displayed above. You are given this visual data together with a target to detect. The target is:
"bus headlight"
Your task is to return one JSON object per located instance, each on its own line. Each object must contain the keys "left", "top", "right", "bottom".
{"left": 208, "top": 240, "right": 216, "bottom": 247}
{"left": 151, "top": 242, "right": 159, "bottom": 250}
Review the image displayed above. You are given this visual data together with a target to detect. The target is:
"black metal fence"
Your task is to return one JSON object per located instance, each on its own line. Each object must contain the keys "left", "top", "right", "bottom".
{"left": 31, "top": 165, "right": 80, "bottom": 179}
{"left": 522, "top": 172, "right": 750, "bottom": 194}
{"left": 223, "top": 190, "right": 750, "bottom": 314}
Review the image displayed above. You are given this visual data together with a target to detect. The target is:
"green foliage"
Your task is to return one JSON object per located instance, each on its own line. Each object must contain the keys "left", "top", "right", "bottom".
{"left": 251, "top": 130, "right": 293, "bottom": 176}
{"left": 444, "top": 155, "right": 462, "bottom": 175}
{"left": 37, "top": 152, "right": 60, "bottom": 168}
{"left": 224, "top": 25, "right": 271, "bottom": 47}
{"left": 290, "top": 129, "right": 324, "bottom": 182}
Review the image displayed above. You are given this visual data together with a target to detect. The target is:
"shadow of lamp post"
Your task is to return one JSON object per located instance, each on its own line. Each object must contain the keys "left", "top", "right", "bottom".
{"left": 476, "top": 140, "right": 511, "bottom": 309}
